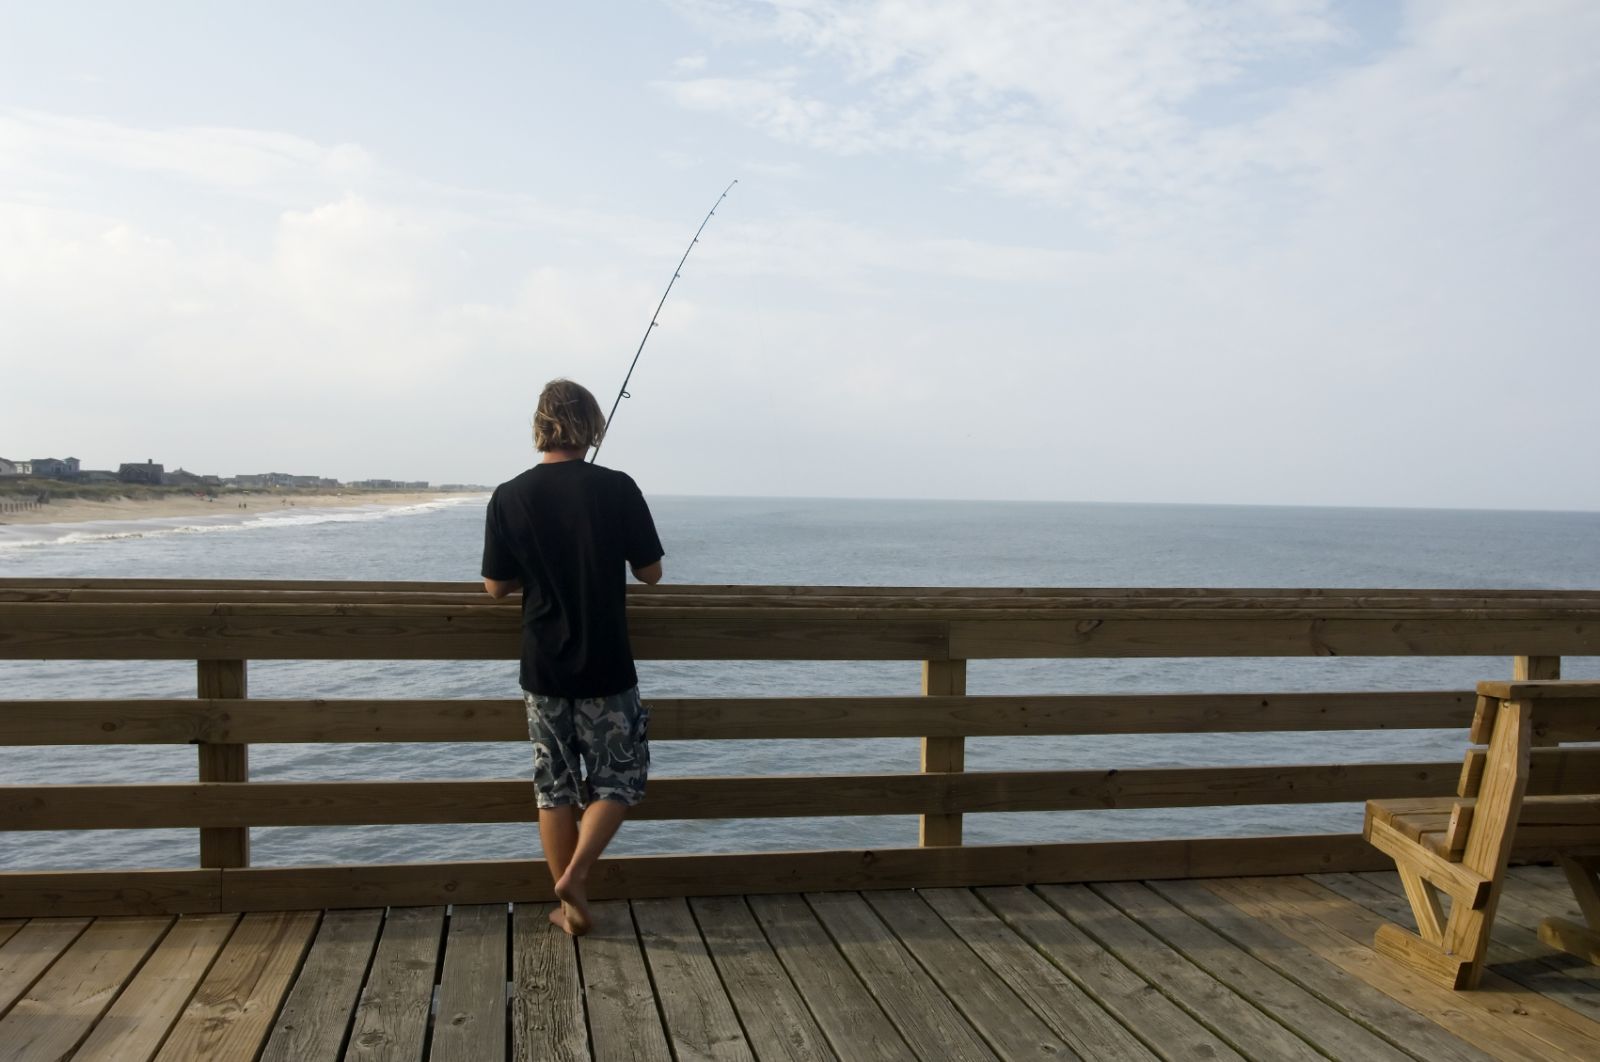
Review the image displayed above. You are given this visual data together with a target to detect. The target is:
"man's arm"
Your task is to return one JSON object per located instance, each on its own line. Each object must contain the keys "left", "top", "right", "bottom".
{"left": 632, "top": 561, "right": 663, "bottom": 585}
{"left": 483, "top": 576, "right": 523, "bottom": 598}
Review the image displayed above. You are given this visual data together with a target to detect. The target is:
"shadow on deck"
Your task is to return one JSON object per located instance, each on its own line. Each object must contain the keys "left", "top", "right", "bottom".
{"left": 1, "top": 867, "right": 1597, "bottom": 1061}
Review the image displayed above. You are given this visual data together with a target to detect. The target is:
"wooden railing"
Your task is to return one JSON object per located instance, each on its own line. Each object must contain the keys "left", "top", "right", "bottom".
{"left": 2, "top": 579, "right": 1599, "bottom": 917}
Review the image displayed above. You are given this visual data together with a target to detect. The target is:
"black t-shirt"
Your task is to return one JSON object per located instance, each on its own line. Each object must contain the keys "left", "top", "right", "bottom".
{"left": 481, "top": 461, "right": 664, "bottom": 698}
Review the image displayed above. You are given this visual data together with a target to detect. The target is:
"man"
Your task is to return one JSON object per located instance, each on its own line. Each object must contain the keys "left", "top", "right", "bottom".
{"left": 481, "top": 378, "right": 664, "bottom": 936}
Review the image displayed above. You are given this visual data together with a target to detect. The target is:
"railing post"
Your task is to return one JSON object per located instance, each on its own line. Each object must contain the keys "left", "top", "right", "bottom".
{"left": 197, "top": 659, "right": 250, "bottom": 867}
{"left": 1515, "top": 655, "right": 1560, "bottom": 681}
{"left": 920, "top": 659, "right": 967, "bottom": 847}
{"left": 1515, "top": 655, "right": 1560, "bottom": 747}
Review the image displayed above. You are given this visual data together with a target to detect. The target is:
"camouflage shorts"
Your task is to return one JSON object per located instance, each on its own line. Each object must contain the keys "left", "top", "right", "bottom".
{"left": 523, "top": 686, "right": 649, "bottom": 809}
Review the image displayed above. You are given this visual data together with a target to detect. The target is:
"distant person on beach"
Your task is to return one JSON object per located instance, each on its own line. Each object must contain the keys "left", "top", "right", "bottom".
{"left": 481, "top": 378, "right": 664, "bottom": 936}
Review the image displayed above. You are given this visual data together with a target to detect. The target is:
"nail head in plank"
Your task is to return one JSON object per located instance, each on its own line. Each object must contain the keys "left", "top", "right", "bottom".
{"left": 512, "top": 903, "right": 588, "bottom": 1062}
{"left": 259, "top": 908, "right": 382, "bottom": 1062}
{"left": 346, "top": 906, "right": 445, "bottom": 1062}
{"left": 430, "top": 903, "right": 508, "bottom": 1062}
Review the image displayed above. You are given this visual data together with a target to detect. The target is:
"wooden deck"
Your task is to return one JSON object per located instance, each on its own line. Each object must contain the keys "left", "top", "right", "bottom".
{"left": 1, "top": 867, "right": 1597, "bottom": 1061}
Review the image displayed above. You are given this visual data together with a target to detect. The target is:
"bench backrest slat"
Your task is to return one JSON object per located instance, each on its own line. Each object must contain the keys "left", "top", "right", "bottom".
{"left": 1476, "top": 681, "right": 1600, "bottom": 701}
{"left": 1461, "top": 698, "right": 1531, "bottom": 877}
{"left": 1533, "top": 702, "right": 1600, "bottom": 743}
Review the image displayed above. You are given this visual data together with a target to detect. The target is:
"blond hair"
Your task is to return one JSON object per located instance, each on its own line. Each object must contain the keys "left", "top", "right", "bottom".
{"left": 533, "top": 379, "right": 607, "bottom": 453}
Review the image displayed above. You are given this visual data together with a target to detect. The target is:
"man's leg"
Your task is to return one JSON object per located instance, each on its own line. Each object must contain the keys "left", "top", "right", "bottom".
{"left": 526, "top": 690, "right": 588, "bottom": 932}
{"left": 538, "top": 807, "right": 580, "bottom": 930}
{"left": 552, "top": 798, "right": 628, "bottom": 935}
{"left": 555, "top": 687, "right": 648, "bottom": 936}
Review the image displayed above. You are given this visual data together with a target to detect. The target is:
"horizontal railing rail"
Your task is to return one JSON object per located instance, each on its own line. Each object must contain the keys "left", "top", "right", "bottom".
{"left": 0, "top": 577, "right": 1595, "bottom": 916}
{"left": 0, "top": 690, "right": 1473, "bottom": 743}
{"left": 6, "top": 762, "right": 1464, "bottom": 828}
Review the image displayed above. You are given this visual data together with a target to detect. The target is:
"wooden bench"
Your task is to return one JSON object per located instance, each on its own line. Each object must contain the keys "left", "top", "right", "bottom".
{"left": 1363, "top": 679, "right": 1600, "bottom": 988}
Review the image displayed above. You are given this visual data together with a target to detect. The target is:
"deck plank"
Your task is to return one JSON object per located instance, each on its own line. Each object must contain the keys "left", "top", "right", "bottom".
{"left": 1153, "top": 878, "right": 1493, "bottom": 1062}
{"left": 346, "top": 906, "right": 445, "bottom": 1062}
{"left": 512, "top": 902, "right": 588, "bottom": 1062}
{"left": 1471, "top": 872, "right": 1600, "bottom": 991}
{"left": 690, "top": 895, "right": 837, "bottom": 1062}
{"left": 431, "top": 903, "right": 508, "bottom": 1062}
{"left": 73, "top": 913, "right": 239, "bottom": 1062}
{"left": 0, "top": 914, "right": 170, "bottom": 1061}
{"left": 1508, "top": 865, "right": 1585, "bottom": 912}
{"left": 1313, "top": 872, "right": 1600, "bottom": 1020}
{"left": 804, "top": 891, "right": 997, "bottom": 1061}
{"left": 921, "top": 887, "right": 1157, "bottom": 1060}
{"left": 978, "top": 885, "right": 1243, "bottom": 1062}
{"left": 1274, "top": 874, "right": 1600, "bottom": 1049}
{"left": 1041, "top": 883, "right": 1325, "bottom": 1060}
{"left": 1206, "top": 875, "right": 1600, "bottom": 1062}
{"left": 1094, "top": 881, "right": 1414, "bottom": 1062}
{"left": 1505, "top": 867, "right": 1588, "bottom": 925}
{"left": 578, "top": 900, "right": 672, "bottom": 1062}
{"left": 746, "top": 893, "right": 913, "bottom": 1062}
{"left": 863, "top": 890, "right": 1072, "bottom": 1060}
{"left": 633, "top": 897, "right": 753, "bottom": 1062}
{"left": 0, "top": 918, "right": 91, "bottom": 1019}
{"left": 0, "top": 921, "right": 23, "bottom": 949}
{"left": 153, "top": 909, "right": 319, "bottom": 1062}
{"left": 10, "top": 879, "right": 1600, "bottom": 1061}
{"left": 259, "top": 907, "right": 383, "bottom": 1062}
{"left": 1426, "top": 872, "right": 1586, "bottom": 936}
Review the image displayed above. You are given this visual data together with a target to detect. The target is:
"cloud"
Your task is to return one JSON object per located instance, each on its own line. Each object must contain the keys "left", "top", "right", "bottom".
{"left": 659, "top": 0, "right": 1349, "bottom": 226}
{"left": 4, "top": 2, "right": 1598, "bottom": 507}
{"left": 0, "top": 108, "right": 374, "bottom": 201}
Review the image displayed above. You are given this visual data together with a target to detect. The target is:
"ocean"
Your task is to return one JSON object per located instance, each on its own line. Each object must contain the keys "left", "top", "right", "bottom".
{"left": 4, "top": 494, "right": 1599, "bottom": 871}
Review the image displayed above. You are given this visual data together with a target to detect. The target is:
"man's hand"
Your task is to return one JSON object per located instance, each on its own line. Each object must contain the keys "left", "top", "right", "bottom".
{"left": 483, "top": 576, "right": 523, "bottom": 598}
{"left": 632, "top": 561, "right": 663, "bottom": 585}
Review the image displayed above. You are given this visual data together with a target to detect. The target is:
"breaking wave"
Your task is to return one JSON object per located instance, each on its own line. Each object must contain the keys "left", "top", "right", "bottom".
{"left": 0, "top": 495, "right": 485, "bottom": 551}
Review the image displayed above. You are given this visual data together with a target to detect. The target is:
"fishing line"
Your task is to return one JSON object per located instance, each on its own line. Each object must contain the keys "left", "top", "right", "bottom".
{"left": 590, "top": 179, "right": 738, "bottom": 462}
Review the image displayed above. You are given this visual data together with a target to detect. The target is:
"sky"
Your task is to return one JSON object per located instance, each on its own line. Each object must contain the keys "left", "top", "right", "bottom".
{"left": 1, "top": 1, "right": 1596, "bottom": 509}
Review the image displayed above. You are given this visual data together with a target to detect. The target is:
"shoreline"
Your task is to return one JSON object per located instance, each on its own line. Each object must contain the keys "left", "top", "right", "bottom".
{"left": 0, "top": 491, "right": 485, "bottom": 528}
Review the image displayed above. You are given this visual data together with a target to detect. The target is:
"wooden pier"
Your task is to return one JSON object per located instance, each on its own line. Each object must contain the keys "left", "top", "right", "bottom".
{"left": 2, "top": 869, "right": 1598, "bottom": 1060}
{"left": 4, "top": 579, "right": 1600, "bottom": 1058}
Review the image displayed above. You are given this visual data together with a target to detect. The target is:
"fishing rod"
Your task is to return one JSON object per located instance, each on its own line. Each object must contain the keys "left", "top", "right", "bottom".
{"left": 590, "top": 178, "right": 738, "bottom": 462}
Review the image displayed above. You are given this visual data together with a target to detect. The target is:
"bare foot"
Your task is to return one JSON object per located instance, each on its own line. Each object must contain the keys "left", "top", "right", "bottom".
{"left": 554, "top": 873, "right": 593, "bottom": 936}
{"left": 547, "top": 906, "right": 569, "bottom": 933}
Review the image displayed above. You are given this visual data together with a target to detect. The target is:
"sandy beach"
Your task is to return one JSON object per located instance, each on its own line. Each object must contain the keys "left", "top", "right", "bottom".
{"left": 0, "top": 491, "right": 479, "bottom": 527}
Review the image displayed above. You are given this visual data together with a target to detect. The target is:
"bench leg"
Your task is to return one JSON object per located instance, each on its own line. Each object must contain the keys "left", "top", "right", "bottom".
{"left": 1440, "top": 897, "right": 1500, "bottom": 990}
{"left": 1373, "top": 851, "right": 1501, "bottom": 989}
{"left": 1397, "top": 866, "right": 1446, "bottom": 943}
{"left": 1538, "top": 919, "right": 1600, "bottom": 964}
{"left": 1539, "top": 855, "right": 1600, "bottom": 965}
{"left": 1560, "top": 854, "right": 1600, "bottom": 928}
{"left": 1374, "top": 923, "right": 1477, "bottom": 989}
